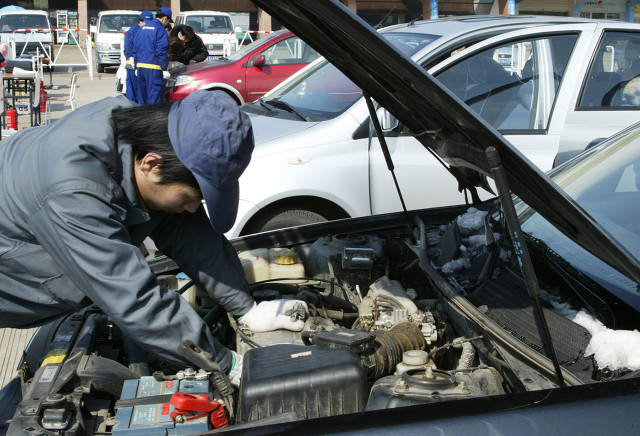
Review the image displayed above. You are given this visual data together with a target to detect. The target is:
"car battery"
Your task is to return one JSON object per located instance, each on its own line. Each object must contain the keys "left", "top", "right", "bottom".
{"left": 112, "top": 376, "right": 212, "bottom": 435}
{"left": 238, "top": 344, "right": 368, "bottom": 423}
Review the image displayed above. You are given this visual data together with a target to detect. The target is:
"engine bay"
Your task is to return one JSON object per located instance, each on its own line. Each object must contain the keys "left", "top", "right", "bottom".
{"left": 9, "top": 202, "right": 635, "bottom": 435}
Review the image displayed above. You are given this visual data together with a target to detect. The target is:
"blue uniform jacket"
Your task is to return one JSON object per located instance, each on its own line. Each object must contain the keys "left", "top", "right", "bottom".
{"left": 0, "top": 96, "right": 254, "bottom": 370}
{"left": 133, "top": 19, "right": 168, "bottom": 69}
{"left": 124, "top": 23, "right": 141, "bottom": 59}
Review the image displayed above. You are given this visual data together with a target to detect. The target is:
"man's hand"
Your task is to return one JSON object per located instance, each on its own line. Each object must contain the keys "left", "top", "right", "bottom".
{"left": 240, "top": 300, "right": 308, "bottom": 332}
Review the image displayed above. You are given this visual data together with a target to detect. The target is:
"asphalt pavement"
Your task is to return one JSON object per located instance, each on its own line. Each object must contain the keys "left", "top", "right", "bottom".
{"left": 0, "top": 45, "right": 124, "bottom": 389}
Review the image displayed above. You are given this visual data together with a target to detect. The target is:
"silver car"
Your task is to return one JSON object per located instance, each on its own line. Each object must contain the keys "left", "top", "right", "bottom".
{"left": 232, "top": 16, "right": 640, "bottom": 237}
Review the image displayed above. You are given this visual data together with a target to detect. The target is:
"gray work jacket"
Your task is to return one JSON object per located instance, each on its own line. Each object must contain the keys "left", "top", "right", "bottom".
{"left": 0, "top": 96, "right": 253, "bottom": 370}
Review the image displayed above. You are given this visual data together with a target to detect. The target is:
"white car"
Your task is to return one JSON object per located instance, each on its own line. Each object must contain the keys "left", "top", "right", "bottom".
{"left": 91, "top": 10, "right": 141, "bottom": 73}
{"left": 229, "top": 16, "right": 640, "bottom": 237}
{"left": 173, "top": 10, "right": 238, "bottom": 59}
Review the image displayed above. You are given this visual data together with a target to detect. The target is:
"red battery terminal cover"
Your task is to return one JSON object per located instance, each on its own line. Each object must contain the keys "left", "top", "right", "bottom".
{"left": 169, "top": 392, "right": 229, "bottom": 428}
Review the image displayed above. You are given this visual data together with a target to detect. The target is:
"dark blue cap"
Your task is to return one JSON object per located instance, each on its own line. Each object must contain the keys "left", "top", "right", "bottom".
{"left": 168, "top": 91, "right": 254, "bottom": 233}
{"left": 157, "top": 6, "right": 173, "bottom": 23}
{"left": 140, "top": 10, "right": 153, "bottom": 21}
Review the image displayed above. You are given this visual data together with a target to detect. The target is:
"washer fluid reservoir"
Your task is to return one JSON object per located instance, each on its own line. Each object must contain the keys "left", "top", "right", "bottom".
{"left": 239, "top": 247, "right": 305, "bottom": 283}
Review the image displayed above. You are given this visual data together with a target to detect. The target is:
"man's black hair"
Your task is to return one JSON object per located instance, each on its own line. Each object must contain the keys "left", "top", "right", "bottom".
{"left": 180, "top": 25, "right": 195, "bottom": 41}
{"left": 111, "top": 103, "right": 199, "bottom": 191}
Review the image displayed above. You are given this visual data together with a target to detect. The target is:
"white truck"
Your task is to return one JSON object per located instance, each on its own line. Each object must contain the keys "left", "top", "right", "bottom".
{"left": 174, "top": 11, "right": 237, "bottom": 59}
{"left": 0, "top": 9, "right": 53, "bottom": 61}
{"left": 90, "top": 10, "right": 140, "bottom": 73}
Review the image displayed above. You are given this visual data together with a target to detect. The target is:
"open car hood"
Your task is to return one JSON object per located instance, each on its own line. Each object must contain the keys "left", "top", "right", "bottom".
{"left": 253, "top": 0, "right": 640, "bottom": 285}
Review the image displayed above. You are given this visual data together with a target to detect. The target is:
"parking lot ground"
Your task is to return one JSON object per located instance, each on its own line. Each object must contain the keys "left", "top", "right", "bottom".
{"left": 1, "top": 45, "right": 122, "bottom": 388}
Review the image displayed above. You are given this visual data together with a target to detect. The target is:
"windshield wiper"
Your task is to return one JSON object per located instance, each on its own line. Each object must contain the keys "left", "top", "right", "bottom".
{"left": 264, "top": 98, "right": 311, "bottom": 121}
{"left": 256, "top": 97, "right": 274, "bottom": 110}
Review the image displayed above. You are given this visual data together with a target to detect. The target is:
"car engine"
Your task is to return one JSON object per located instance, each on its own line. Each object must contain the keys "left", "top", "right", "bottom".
{"left": 10, "top": 202, "right": 631, "bottom": 435}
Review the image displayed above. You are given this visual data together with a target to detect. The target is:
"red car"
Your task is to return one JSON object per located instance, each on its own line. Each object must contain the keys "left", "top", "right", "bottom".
{"left": 164, "top": 29, "right": 320, "bottom": 104}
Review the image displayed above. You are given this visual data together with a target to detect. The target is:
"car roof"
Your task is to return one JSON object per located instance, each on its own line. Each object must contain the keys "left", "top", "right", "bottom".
{"left": 252, "top": 0, "right": 640, "bottom": 284}
{"left": 177, "top": 11, "right": 231, "bottom": 16}
{"left": 381, "top": 15, "right": 596, "bottom": 36}
{"left": 98, "top": 10, "right": 140, "bottom": 16}
{"left": 0, "top": 10, "right": 48, "bottom": 16}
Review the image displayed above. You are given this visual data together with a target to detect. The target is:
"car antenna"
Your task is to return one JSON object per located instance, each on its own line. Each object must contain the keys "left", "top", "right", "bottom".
{"left": 363, "top": 93, "right": 409, "bottom": 216}
{"left": 374, "top": 7, "right": 396, "bottom": 29}
{"left": 485, "top": 146, "right": 566, "bottom": 387}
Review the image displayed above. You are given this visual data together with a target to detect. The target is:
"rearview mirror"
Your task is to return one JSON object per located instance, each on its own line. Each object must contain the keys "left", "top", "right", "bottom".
{"left": 253, "top": 54, "right": 265, "bottom": 67}
{"left": 377, "top": 108, "right": 398, "bottom": 131}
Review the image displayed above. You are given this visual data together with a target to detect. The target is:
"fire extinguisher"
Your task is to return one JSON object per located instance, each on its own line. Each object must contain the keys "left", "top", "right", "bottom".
{"left": 40, "top": 88, "right": 48, "bottom": 113}
{"left": 6, "top": 106, "right": 18, "bottom": 131}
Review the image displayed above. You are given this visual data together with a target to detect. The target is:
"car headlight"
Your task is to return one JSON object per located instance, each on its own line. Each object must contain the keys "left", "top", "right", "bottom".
{"left": 173, "top": 75, "right": 194, "bottom": 87}
{"left": 96, "top": 42, "right": 113, "bottom": 51}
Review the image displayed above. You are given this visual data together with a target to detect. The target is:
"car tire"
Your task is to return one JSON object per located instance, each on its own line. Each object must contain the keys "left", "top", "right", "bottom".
{"left": 97, "top": 64, "right": 105, "bottom": 73}
{"left": 244, "top": 208, "right": 327, "bottom": 234}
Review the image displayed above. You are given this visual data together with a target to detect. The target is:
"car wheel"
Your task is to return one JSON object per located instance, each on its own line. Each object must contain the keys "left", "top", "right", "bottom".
{"left": 97, "top": 62, "right": 104, "bottom": 73}
{"left": 244, "top": 208, "right": 327, "bottom": 234}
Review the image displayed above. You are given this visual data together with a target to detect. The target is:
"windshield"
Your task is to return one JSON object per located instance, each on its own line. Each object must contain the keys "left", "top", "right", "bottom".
{"left": 518, "top": 126, "right": 640, "bottom": 307}
{"left": 0, "top": 14, "right": 49, "bottom": 31}
{"left": 99, "top": 14, "right": 140, "bottom": 33}
{"left": 183, "top": 15, "right": 233, "bottom": 34}
{"left": 264, "top": 32, "right": 440, "bottom": 120}
{"left": 227, "top": 31, "right": 284, "bottom": 62}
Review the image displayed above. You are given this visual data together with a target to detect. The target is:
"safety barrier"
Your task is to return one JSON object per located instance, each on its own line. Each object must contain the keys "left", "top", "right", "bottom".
{"left": 232, "top": 29, "right": 274, "bottom": 47}
{"left": 10, "top": 28, "right": 94, "bottom": 79}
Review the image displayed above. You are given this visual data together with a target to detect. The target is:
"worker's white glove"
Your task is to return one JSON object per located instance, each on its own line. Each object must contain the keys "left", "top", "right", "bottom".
{"left": 240, "top": 300, "right": 308, "bottom": 332}
{"left": 162, "top": 70, "right": 170, "bottom": 79}
{"left": 228, "top": 351, "right": 243, "bottom": 387}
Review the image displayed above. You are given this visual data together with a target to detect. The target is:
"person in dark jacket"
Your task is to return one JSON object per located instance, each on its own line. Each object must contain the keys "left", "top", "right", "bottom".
{"left": 171, "top": 24, "right": 209, "bottom": 64}
{"left": 133, "top": 7, "right": 172, "bottom": 104}
{"left": 0, "top": 91, "right": 307, "bottom": 385}
{"left": 123, "top": 10, "right": 152, "bottom": 102}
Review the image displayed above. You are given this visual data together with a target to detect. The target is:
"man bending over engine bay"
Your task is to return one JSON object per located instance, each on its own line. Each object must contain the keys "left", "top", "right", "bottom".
{"left": 0, "top": 90, "right": 306, "bottom": 385}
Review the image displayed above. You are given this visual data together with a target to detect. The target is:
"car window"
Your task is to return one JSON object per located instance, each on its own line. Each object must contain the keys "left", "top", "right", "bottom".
{"left": 0, "top": 14, "right": 49, "bottom": 31}
{"left": 579, "top": 31, "right": 640, "bottom": 109}
{"left": 436, "top": 34, "right": 577, "bottom": 131}
{"left": 227, "top": 31, "right": 284, "bottom": 61}
{"left": 99, "top": 15, "right": 139, "bottom": 33}
{"left": 185, "top": 15, "right": 233, "bottom": 34}
{"left": 260, "top": 36, "right": 319, "bottom": 66}
{"left": 263, "top": 32, "right": 440, "bottom": 121}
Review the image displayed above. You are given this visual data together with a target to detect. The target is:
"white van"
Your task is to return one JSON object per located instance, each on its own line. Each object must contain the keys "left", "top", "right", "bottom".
{"left": 0, "top": 10, "right": 53, "bottom": 60}
{"left": 90, "top": 10, "right": 140, "bottom": 73}
{"left": 174, "top": 11, "right": 237, "bottom": 59}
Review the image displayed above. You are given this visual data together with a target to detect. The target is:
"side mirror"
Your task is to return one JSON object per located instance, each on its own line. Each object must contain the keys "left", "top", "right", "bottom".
{"left": 90, "top": 25, "right": 97, "bottom": 34}
{"left": 252, "top": 54, "right": 265, "bottom": 67}
{"left": 377, "top": 108, "right": 398, "bottom": 132}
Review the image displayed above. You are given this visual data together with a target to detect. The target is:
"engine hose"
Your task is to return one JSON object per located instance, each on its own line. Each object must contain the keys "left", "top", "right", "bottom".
{"left": 362, "top": 322, "right": 426, "bottom": 381}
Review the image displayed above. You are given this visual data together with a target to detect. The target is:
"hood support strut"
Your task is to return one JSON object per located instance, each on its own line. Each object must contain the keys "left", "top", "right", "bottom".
{"left": 364, "top": 93, "right": 408, "bottom": 215}
{"left": 486, "top": 146, "right": 565, "bottom": 387}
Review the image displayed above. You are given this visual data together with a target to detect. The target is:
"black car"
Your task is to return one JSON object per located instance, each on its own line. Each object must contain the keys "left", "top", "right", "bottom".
{"left": 2, "top": 1, "right": 640, "bottom": 434}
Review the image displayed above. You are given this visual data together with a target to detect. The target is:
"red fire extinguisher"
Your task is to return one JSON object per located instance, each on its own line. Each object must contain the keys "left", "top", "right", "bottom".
{"left": 6, "top": 106, "right": 18, "bottom": 131}
{"left": 40, "top": 88, "right": 48, "bottom": 113}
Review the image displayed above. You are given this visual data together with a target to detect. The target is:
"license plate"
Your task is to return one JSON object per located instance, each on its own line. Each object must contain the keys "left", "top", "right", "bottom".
{"left": 206, "top": 56, "right": 219, "bottom": 61}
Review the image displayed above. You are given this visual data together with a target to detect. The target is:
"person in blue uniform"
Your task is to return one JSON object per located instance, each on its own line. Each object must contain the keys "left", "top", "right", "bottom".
{"left": 123, "top": 10, "right": 152, "bottom": 102}
{"left": 133, "top": 7, "right": 172, "bottom": 104}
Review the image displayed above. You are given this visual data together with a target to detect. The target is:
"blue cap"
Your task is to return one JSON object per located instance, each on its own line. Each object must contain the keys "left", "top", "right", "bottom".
{"left": 168, "top": 91, "right": 254, "bottom": 233}
{"left": 140, "top": 10, "right": 153, "bottom": 21}
{"left": 157, "top": 6, "right": 173, "bottom": 23}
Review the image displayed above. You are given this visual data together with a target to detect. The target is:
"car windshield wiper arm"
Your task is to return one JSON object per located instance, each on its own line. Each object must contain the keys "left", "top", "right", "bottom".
{"left": 264, "top": 99, "right": 311, "bottom": 121}
{"left": 256, "top": 97, "right": 275, "bottom": 110}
